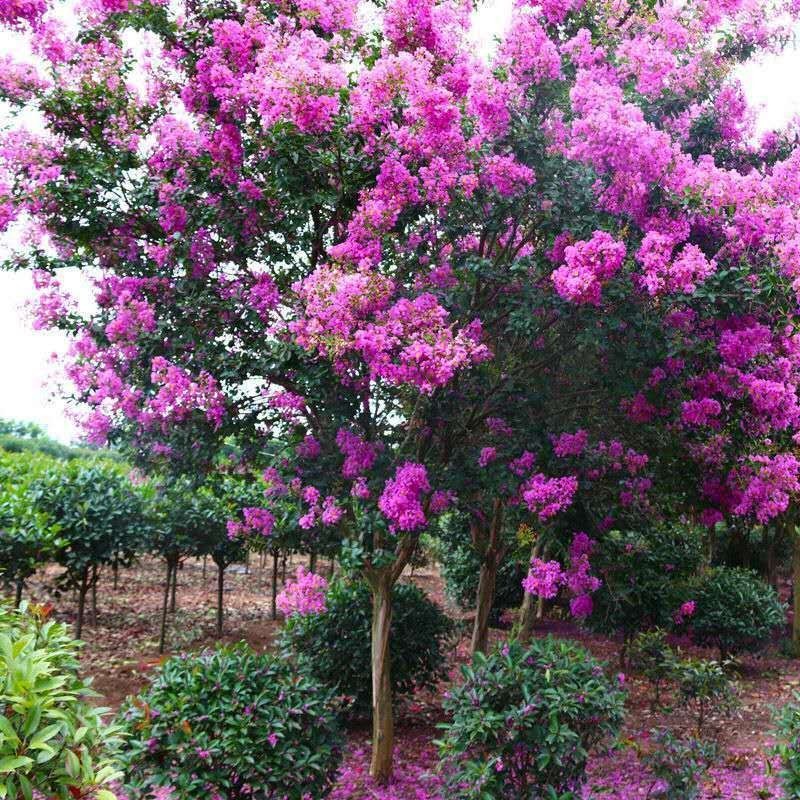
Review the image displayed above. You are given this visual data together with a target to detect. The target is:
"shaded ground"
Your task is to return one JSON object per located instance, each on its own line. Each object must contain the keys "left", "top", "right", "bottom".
{"left": 18, "top": 558, "right": 800, "bottom": 798}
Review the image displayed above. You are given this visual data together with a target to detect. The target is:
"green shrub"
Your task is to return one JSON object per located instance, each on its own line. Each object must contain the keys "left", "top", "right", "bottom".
{"left": 0, "top": 602, "right": 122, "bottom": 800}
{"left": 772, "top": 693, "right": 800, "bottom": 798}
{"left": 674, "top": 657, "right": 737, "bottom": 734}
{"left": 279, "top": 579, "right": 453, "bottom": 716}
{"left": 438, "top": 637, "right": 626, "bottom": 799}
{"left": 117, "top": 643, "right": 343, "bottom": 800}
{"left": 588, "top": 523, "right": 705, "bottom": 643}
{"left": 439, "top": 540, "right": 525, "bottom": 621}
{"left": 640, "top": 729, "right": 717, "bottom": 800}
{"left": 689, "top": 567, "right": 785, "bottom": 658}
{"left": 628, "top": 629, "right": 675, "bottom": 708}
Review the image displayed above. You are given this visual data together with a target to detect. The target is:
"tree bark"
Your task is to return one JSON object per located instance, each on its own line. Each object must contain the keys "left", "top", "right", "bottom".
{"left": 14, "top": 579, "right": 23, "bottom": 608}
{"left": 216, "top": 561, "right": 225, "bottom": 639}
{"left": 271, "top": 550, "right": 279, "bottom": 620}
{"left": 159, "top": 561, "right": 173, "bottom": 654}
{"left": 470, "top": 556, "right": 499, "bottom": 655}
{"left": 518, "top": 539, "right": 543, "bottom": 644}
{"left": 792, "top": 521, "right": 800, "bottom": 656}
{"left": 90, "top": 564, "right": 98, "bottom": 627}
{"left": 170, "top": 560, "right": 178, "bottom": 613}
{"left": 470, "top": 500, "right": 504, "bottom": 655}
{"left": 369, "top": 573, "right": 394, "bottom": 783}
{"left": 76, "top": 567, "right": 89, "bottom": 640}
{"left": 309, "top": 550, "right": 317, "bottom": 574}
{"left": 113, "top": 562, "right": 119, "bottom": 591}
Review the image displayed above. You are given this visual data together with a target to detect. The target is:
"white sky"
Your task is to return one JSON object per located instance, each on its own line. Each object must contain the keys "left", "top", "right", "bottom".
{"left": 0, "top": 4, "right": 799, "bottom": 443}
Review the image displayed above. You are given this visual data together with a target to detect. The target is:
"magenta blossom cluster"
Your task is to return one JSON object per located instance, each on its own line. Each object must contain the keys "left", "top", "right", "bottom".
{"left": 276, "top": 565, "right": 328, "bottom": 617}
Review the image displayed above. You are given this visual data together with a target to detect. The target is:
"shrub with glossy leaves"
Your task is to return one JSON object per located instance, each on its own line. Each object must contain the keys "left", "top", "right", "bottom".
{"left": 588, "top": 523, "right": 705, "bottom": 641}
{"left": 689, "top": 567, "right": 785, "bottom": 658}
{"left": 0, "top": 602, "right": 122, "bottom": 800}
{"left": 116, "top": 643, "right": 343, "bottom": 800}
{"left": 773, "top": 693, "right": 800, "bottom": 798}
{"left": 439, "top": 637, "right": 626, "bottom": 799}
{"left": 279, "top": 579, "right": 453, "bottom": 716}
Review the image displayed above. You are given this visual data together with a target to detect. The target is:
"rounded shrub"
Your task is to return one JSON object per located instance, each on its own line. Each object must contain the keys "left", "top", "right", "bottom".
{"left": 588, "top": 523, "right": 705, "bottom": 641}
{"left": 689, "top": 566, "right": 785, "bottom": 658}
{"left": 439, "top": 637, "right": 626, "bottom": 799}
{"left": 117, "top": 643, "right": 343, "bottom": 800}
{"left": 0, "top": 602, "right": 122, "bottom": 800}
{"left": 279, "top": 578, "right": 454, "bottom": 716}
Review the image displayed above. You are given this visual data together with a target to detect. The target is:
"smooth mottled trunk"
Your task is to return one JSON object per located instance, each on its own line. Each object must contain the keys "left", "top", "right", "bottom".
{"left": 518, "top": 539, "right": 543, "bottom": 644}
{"left": 470, "top": 557, "right": 499, "bottom": 655}
{"left": 369, "top": 574, "right": 394, "bottom": 783}
{"left": 14, "top": 580, "right": 23, "bottom": 608}
{"left": 216, "top": 561, "right": 225, "bottom": 638}
{"left": 793, "top": 525, "right": 800, "bottom": 656}
{"left": 170, "top": 561, "right": 178, "bottom": 613}
{"left": 76, "top": 567, "right": 89, "bottom": 640}
{"left": 271, "top": 550, "right": 279, "bottom": 620}
{"left": 159, "top": 560, "right": 173, "bottom": 654}
{"left": 90, "top": 564, "right": 98, "bottom": 627}
{"left": 470, "top": 500, "right": 505, "bottom": 655}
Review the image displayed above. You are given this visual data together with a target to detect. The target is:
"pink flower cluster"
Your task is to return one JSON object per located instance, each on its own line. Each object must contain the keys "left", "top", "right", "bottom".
{"left": 227, "top": 507, "right": 275, "bottom": 540}
{"left": 521, "top": 473, "right": 578, "bottom": 520}
{"left": 276, "top": 566, "right": 328, "bottom": 617}
{"left": 378, "top": 462, "right": 431, "bottom": 532}
{"left": 551, "top": 231, "right": 626, "bottom": 305}
{"left": 521, "top": 533, "right": 601, "bottom": 618}
{"left": 336, "top": 428, "right": 381, "bottom": 479}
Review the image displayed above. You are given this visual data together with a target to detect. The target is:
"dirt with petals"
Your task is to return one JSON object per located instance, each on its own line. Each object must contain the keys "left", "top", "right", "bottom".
{"left": 21, "top": 559, "right": 798, "bottom": 799}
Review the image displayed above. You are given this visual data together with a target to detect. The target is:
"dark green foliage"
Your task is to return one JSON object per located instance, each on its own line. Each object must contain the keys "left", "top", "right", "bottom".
{"left": 438, "top": 637, "right": 626, "bottom": 799}
{"left": 628, "top": 629, "right": 675, "bottom": 708}
{"left": 689, "top": 567, "right": 785, "bottom": 657}
{"left": 772, "top": 693, "right": 800, "bottom": 798}
{"left": 279, "top": 579, "right": 454, "bottom": 716}
{"left": 117, "top": 644, "right": 343, "bottom": 800}
{"left": 0, "top": 603, "right": 123, "bottom": 800}
{"left": 674, "top": 657, "right": 737, "bottom": 734}
{"left": 639, "top": 730, "right": 717, "bottom": 800}
{"left": 588, "top": 523, "right": 705, "bottom": 641}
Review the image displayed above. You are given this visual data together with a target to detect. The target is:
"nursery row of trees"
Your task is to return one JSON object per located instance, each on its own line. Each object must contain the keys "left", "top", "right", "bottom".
{"left": 4, "top": 0, "right": 800, "bottom": 782}
{"left": 0, "top": 431, "right": 330, "bottom": 645}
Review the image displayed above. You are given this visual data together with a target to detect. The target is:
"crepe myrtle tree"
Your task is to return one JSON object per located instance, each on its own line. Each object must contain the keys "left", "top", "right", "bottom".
{"left": 5, "top": 0, "right": 800, "bottom": 780}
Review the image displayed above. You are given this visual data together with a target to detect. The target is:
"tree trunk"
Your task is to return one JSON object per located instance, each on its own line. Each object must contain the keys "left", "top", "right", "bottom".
{"left": 281, "top": 550, "right": 288, "bottom": 584}
{"left": 470, "top": 500, "right": 505, "bottom": 655}
{"left": 328, "top": 556, "right": 336, "bottom": 580}
{"left": 216, "top": 561, "right": 225, "bottom": 638}
{"left": 793, "top": 523, "right": 800, "bottom": 656}
{"left": 76, "top": 567, "right": 89, "bottom": 640}
{"left": 309, "top": 550, "right": 317, "bottom": 574}
{"left": 203, "top": 554, "right": 207, "bottom": 581}
{"left": 14, "top": 579, "right": 23, "bottom": 608}
{"left": 90, "top": 564, "right": 98, "bottom": 627}
{"left": 159, "top": 560, "right": 173, "bottom": 654}
{"left": 470, "top": 556, "right": 499, "bottom": 655}
{"left": 113, "top": 562, "right": 119, "bottom": 591}
{"left": 271, "top": 550, "right": 279, "bottom": 620}
{"left": 170, "top": 560, "right": 178, "bottom": 613}
{"left": 369, "top": 573, "right": 394, "bottom": 783}
{"left": 518, "top": 539, "right": 544, "bottom": 644}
